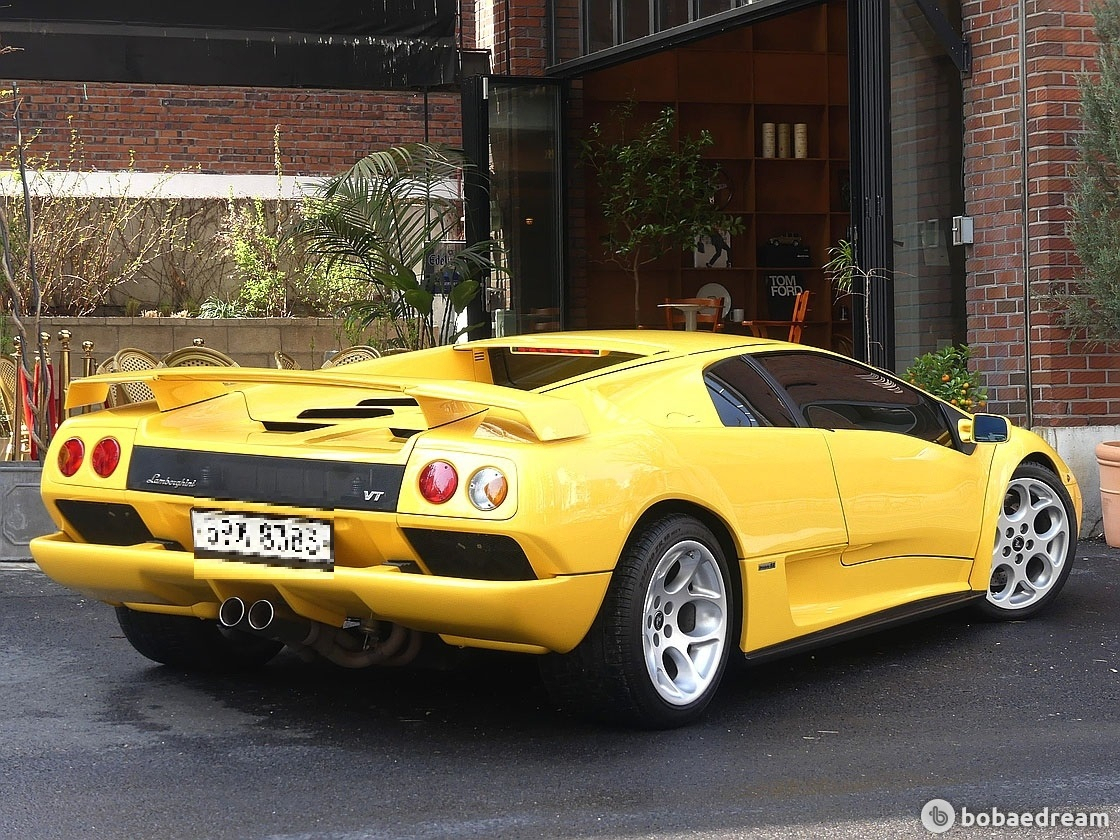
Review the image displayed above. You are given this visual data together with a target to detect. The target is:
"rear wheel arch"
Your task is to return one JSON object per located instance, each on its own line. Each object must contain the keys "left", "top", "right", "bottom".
{"left": 628, "top": 500, "right": 744, "bottom": 617}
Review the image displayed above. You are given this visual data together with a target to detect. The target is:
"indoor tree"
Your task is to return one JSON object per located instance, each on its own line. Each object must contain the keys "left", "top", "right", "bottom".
{"left": 581, "top": 104, "right": 743, "bottom": 327}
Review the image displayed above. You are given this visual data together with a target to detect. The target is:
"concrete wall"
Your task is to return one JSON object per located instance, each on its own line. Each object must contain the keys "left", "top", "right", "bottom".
{"left": 6, "top": 316, "right": 361, "bottom": 371}
{"left": 1038, "top": 423, "right": 1119, "bottom": 540}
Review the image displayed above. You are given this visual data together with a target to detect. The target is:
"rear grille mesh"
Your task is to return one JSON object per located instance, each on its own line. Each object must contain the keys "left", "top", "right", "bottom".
{"left": 56, "top": 500, "right": 154, "bottom": 546}
{"left": 403, "top": 529, "right": 536, "bottom": 581}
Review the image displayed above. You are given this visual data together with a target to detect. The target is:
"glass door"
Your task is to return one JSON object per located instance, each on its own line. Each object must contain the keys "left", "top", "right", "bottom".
{"left": 462, "top": 76, "right": 566, "bottom": 338}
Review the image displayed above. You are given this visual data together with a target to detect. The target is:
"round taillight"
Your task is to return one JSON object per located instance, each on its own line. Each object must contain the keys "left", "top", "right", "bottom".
{"left": 57, "top": 438, "right": 84, "bottom": 477}
{"left": 91, "top": 437, "right": 122, "bottom": 478}
{"left": 468, "top": 467, "right": 508, "bottom": 511}
{"left": 418, "top": 460, "right": 458, "bottom": 504}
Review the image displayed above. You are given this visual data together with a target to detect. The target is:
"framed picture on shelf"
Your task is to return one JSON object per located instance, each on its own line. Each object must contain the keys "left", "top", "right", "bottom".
{"left": 695, "top": 230, "right": 732, "bottom": 268}
{"left": 765, "top": 272, "right": 803, "bottom": 319}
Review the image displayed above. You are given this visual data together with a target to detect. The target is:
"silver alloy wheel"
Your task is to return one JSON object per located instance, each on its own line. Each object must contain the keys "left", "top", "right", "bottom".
{"left": 988, "top": 475, "right": 1071, "bottom": 610}
{"left": 642, "top": 538, "right": 729, "bottom": 706}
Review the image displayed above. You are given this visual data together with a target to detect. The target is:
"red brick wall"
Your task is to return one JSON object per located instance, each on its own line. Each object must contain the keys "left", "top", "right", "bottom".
{"left": 963, "top": 0, "right": 1120, "bottom": 426}
{"left": 7, "top": 83, "right": 462, "bottom": 176}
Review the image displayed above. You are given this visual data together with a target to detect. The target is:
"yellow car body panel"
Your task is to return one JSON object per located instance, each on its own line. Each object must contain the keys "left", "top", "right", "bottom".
{"left": 32, "top": 330, "right": 1081, "bottom": 666}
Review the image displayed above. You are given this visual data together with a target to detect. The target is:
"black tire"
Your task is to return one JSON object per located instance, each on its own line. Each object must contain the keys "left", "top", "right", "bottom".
{"left": 540, "top": 514, "right": 735, "bottom": 728}
{"left": 972, "top": 462, "right": 1077, "bottom": 620}
{"left": 115, "top": 606, "right": 283, "bottom": 671}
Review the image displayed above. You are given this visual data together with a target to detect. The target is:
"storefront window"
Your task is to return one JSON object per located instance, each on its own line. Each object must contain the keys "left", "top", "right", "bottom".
{"left": 888, "top": 0, "right": 966, "bottom": 371}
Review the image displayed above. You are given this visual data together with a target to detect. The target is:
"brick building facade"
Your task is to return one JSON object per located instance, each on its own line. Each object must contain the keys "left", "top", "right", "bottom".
{"left": 11, "top": 84, "right": 461, "bottom": 176}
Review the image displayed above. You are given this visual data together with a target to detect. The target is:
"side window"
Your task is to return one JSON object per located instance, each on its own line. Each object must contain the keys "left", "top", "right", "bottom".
{"left": 752, "top": 351, "right": 954, "bottom": 444}
{"left": 704, "top": 357, "right": 796, "bottom": 427}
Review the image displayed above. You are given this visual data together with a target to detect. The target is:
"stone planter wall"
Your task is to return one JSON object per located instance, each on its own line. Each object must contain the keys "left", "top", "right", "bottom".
{"left": 0, "top": 462, "right": 52, "bottom": 562}
{"left": 4, "top": 316, "right": 356, "bottom": 371}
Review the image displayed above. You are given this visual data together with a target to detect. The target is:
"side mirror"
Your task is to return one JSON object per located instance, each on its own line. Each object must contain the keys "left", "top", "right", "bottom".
{"left": 958, "top": 412, "right": 1010, "bottom": 444}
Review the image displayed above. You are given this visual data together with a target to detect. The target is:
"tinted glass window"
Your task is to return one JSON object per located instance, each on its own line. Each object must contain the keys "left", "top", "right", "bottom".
{"left": 704, "top": 357, "right": 796, "bottom": 427}
{"left": 489, "top": 349, "right": 643, "bottom": 390}
{"left": 753, "top": 352, "right": 953, "bottom": 443}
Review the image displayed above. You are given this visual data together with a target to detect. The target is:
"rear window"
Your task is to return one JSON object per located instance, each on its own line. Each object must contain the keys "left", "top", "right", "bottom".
{"left": 488, "top": 348, "right": 643, "bottom": 390}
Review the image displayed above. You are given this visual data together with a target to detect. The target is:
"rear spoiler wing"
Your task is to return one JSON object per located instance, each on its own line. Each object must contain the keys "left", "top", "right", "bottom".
{"left": 65, "top": 368, "right": 589, "bottom": 442}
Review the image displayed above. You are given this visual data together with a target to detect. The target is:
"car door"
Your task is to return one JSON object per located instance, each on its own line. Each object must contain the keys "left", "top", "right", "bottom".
{"left": 700, "top": 355, "right": 852, "bottom": 651}
{"left": 750, "top": 351, "right": 993, "bottom": 605}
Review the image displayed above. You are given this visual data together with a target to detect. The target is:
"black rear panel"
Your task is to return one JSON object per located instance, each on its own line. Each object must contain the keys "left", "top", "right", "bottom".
{"left": 126, "top": 446, "right": 403, "bottom": 512}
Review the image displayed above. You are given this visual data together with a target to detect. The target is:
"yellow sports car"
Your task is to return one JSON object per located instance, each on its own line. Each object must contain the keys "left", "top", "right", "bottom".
{"left": 31, "top": 331, "right": 1081, "bottom": 728}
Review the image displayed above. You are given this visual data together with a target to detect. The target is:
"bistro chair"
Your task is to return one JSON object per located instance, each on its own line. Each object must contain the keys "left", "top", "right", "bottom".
{"left": 742, "top": 290, "right": 812, "bottom": 343}
{"left": 161, "top": 346, "right": 239, "bottom": 368}
{"left": 320, "top": 345, "right": 381, "bottom": 368}
{"left": 110, "top": 348, "right": 159, "bottom": 403}
{"left": 274, "top": 350, "right": 301, "bottom": 370}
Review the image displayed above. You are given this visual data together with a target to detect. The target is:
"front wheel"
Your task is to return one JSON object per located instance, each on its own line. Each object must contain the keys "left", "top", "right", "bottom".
{"left": 973, "top": 463, "right": 1077, "bottom": 620}
{"left": 540, "top": 514, "right": 735, "bottom": 728}
{"left": 116, "top": 606, "right": 283, "bottom": 671}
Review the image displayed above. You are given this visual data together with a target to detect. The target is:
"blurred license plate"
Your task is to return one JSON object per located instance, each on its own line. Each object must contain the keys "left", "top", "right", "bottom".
{"left": 191, "top": 509, "right": 333, "bottom": 566}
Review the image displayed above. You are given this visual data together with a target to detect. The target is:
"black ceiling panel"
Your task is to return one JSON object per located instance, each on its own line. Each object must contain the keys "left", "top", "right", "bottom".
{"left": 0, "top": 1, "right": 459, "bottom": 90}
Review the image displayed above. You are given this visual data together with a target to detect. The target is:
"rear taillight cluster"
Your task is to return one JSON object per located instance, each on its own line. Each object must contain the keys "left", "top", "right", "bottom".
{"left": 57, "top": 436, "right": 122, "bottom": 478}
{"left": 418, "top": 460, "right": 509, "bottom": 511}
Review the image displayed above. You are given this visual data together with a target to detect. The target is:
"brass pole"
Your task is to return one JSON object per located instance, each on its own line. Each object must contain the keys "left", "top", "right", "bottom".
{"left": 57, "top": 329, "right": 71, "bottom": 419}
{"left": 81, "top": 341, "right": 94, "bottom": 414}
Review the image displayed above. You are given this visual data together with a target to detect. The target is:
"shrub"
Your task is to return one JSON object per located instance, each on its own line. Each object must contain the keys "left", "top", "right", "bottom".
{"left": 904, "top": 345, "right": 987, "bottom": 411}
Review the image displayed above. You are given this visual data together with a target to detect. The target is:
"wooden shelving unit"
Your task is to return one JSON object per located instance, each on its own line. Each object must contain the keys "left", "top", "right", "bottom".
{"left": 581, "top": 0, "right": 851, "bottom": 351}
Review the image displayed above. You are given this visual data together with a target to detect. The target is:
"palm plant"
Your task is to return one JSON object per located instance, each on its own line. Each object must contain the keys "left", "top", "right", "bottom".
{"left": 295, "top": 143, "right": 501, "bottom": 349}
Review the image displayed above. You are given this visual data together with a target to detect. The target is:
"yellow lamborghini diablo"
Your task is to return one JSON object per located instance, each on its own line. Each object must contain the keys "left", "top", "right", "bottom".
{"left": 31, "top": 331, "right": 1081, "bottom": 728}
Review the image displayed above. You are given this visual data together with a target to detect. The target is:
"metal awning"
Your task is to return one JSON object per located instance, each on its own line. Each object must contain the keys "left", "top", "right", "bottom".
{"left": 0, "top": 1, "right": 459, "bottom": 90}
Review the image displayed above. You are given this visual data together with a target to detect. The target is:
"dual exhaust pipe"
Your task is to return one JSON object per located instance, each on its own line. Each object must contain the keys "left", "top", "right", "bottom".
{"left": 217, "top": 596, "right": 421, "bottom": 668}
{"left": 219, "top": 596, "right": 284, "bottom": 634}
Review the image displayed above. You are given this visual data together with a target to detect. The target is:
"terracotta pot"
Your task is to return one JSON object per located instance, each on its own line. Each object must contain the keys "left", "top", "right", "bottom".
{"left": 1096, "top": 441, "right": 1120, "bottom": 546}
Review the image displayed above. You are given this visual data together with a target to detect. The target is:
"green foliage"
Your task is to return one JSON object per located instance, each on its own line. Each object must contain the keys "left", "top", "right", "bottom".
{"left": 295, "top": 142, "right": 500, "bottom": 349}
{"left": 581, "top": 104, "right": 744, "bottom": 326}
{"left": 221, "top": 199, "right": 287, "bottom": 316}
{"left": 904, "top": 345, "right": 987, "bottom": 411}
{"left": 214, "top": 197, "right": 375, "bottom": 318}
{"left": 824, "top": 239, "right": 857, "bottom": 295}
{"left": 1065, "top": 0, "right": 1120, "bottom": 342}
{"left": 197, "top": 296, "right": 250, "bottom": 318}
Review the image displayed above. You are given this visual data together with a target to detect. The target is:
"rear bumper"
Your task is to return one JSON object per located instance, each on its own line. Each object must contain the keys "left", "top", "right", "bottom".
{"left": 31, "top": 531, "right": 610, "bottom": 654}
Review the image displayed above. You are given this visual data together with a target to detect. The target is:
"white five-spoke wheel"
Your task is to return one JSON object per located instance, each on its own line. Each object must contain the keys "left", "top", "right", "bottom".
{"left": 642, "top": 538, "right": 729, "bottom": 707}
{"left": 977, "top": 463, "right": 1076, "bottom": 619}
{"left": 539, "top": 513, "right": 735, "bottom": 728}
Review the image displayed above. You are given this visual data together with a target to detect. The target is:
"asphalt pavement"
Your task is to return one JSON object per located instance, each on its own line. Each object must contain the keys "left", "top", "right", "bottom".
{"left": 1, "top": 539, "right": 1117, "bottom": 840}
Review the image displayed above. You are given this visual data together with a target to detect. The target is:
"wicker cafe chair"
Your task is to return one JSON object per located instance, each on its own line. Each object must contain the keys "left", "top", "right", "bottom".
{"left": 110, "top": 348, "right": 159, "bottom": 403}
{"left": 160, "top": 346, "right": 239, "bottom": 367}
{"left": 93, "top": 355, "right": 130, "bottom": 408}
{"left": 274, "top": 350, "right": 301, "bottom": 370}
{"left": 0, "top": 356, "right": 16, "bottom": 422}
{"left": 320, "top": 345, "right": 381, "bottom": 368}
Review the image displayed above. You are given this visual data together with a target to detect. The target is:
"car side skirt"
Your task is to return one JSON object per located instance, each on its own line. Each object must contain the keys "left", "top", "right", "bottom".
{"left": 741, "top": 591, "right": 985, "bottom": 664}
